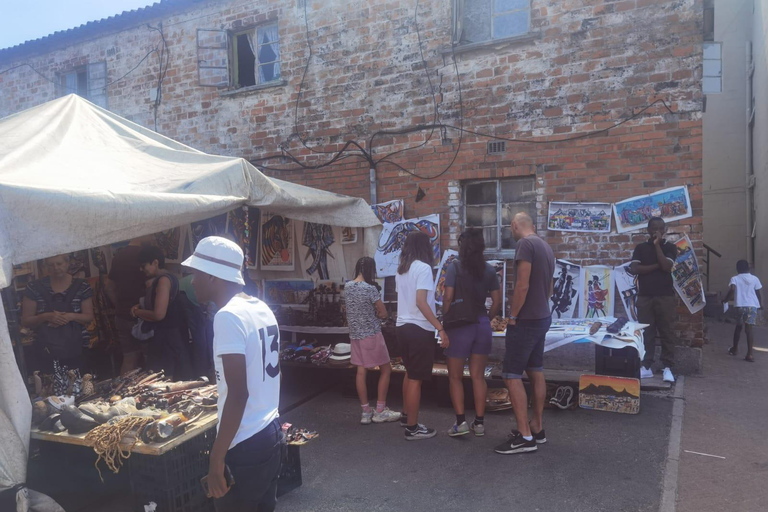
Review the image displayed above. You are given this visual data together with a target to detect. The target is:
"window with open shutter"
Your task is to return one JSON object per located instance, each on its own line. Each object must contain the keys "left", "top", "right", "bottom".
{"left": 197, "top": 29, "right": 230, "bottom": 87}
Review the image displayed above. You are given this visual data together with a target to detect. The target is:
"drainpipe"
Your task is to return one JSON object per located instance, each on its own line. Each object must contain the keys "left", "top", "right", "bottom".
{"left": 369, "top": 167, "right": 377, "bottom": 205}
{"left": 746, "top": 42, "right": 755, "bottom": 265}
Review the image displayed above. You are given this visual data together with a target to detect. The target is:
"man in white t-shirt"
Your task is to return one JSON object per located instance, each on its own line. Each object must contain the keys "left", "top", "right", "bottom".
{"left": 183, "top": 236, "right": 283, "bottom": 511}
{"left": 722, "top": 259, "right": 763, "bottom": 362}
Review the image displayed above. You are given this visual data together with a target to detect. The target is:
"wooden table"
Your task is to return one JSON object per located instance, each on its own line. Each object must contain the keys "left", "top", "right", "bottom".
{"left": 30, "top": 412, "right": 218, "bottom": 456}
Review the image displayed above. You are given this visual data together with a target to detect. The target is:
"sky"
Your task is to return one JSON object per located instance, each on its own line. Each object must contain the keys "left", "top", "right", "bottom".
{"left": 0, "top": 0, "right": 157, "bottom": 50}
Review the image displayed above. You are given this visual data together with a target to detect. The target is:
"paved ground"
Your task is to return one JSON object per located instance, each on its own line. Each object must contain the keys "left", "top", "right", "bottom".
{"left": 28, "top": 364, "right": 676, "bottom": 512}
{"left": 677, "top": 319, "right": 768, "bottom": 512}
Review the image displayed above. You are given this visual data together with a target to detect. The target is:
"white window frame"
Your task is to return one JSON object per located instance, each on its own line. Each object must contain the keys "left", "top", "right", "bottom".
{"left": 462, "top": 177, "right": 537, "bottom": 257}
{"left": 702, "top": 42, "right": 722, "bottom": 94}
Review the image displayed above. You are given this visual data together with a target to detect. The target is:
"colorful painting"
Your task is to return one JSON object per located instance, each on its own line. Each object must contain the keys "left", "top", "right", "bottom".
{"left": 228, "top": 207, "right": 260, "bottom": 268}
{"left": 613, "top": 186, "right": 692, "bottom": 233}
{"left": 486, "top": 260, "right": 507, "bottom": 314}
{"left": 263, "top": 279, "right": 314, "bottom": 305}
{"left": 551, "top": 260, "right": 581, "bottom": 319}
{"left": 671, "top": 235, "right": 706, "bottom": 314}
{"left": 614, "top": 262, "right": 639, "bottom": 321}
{"left": 547, "top": 202, "right": 612, "bottom": 233}
{"left": 371, "top": 199, "right": 404, "bottom": 224}
{"left": 153, "top": 227, "right": 183, "bottom": 263}
{"left": 90, "top": 247, "right": 109, "bottom": 275}
{"left": 580, "top": 266, "right": 614, "bottom": 318}
{"left": 341, "top": 227, "right": 358, "bottom": 244}
{"left": 434, "top": 250, "right": 459, "bottom": 305}
{"left": 374, "top": 214, "right": 440, "bottom": 277}
{"left": 260, "top": 213, "right": 295, "bottom": 271}
{"left": 190, "top": 213, "right": 228, "bottom": 248}
{"left": 579, "top": 374, "right": 640, "bottom": 414}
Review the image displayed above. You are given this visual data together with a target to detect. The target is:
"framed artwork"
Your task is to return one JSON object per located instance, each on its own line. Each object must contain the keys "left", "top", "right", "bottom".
{"left": 263, "top": 279, "right": 314, "bottom": 305}
{"left": 580, "top": 265, "right": 614, "bottom": 318}
{"left": 547, "top": 202, "right": 612, "bottom": 233}
{"left": 341, "top": 227, "right": 358, "bottom": 244}
{"left": 550, "top": 260, "right": 581, "bottom": 319}
{"left": 434, "top": 250, "right": 459, "bottom": 305}
{"left": 260, "top": 212, "right": 294, "bottom": 271}
{"left": 375, "top": 214, "right": 440, "bottom": 277}
{"left": 228, "top": 207, "right": 260, "bottom": 268}
{"left": 613, "top": 186, "right": 692, "bottom": 233}
{"left": 579, "top": 374, "right": 640, "bottom": 415}
{"left": 614, "top": 262, "right": 639, "bottom": 321}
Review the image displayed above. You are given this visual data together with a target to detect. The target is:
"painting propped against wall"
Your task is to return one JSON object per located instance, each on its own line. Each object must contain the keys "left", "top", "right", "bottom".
{"left": 550, "top": 260, "right": 581, "bottom": 319}
{"left": 580, "top": 266, "right": 614, "bottom": 318}
{"left": 371, "top": 199, "right": 404, "bottom": 224}
{"left": 579, "top": 374, "right": 640, "bottom": 414}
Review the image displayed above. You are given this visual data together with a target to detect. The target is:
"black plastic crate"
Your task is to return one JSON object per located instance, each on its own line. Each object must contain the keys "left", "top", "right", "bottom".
{"left": 594, "top": 345, "right": 641, "bottom": 379}
{"left": 277, "top": 444, "right": 302, "bottom": 497}
{"left": 129, "top": 427, "right": 216, "bottom": 512}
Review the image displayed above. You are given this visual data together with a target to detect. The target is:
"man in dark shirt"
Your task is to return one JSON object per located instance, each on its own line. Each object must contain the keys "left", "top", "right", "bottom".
{"left": 629, "top": 217, "right": 679, "bottom": 383}
{"left": 495, "top": 212, "right": 555, "bottom": 455}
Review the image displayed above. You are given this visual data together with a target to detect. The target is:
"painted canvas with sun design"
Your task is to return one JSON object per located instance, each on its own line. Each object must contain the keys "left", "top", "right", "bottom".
{"left": 578, "top": 374, "right": 640, "bottom": 414}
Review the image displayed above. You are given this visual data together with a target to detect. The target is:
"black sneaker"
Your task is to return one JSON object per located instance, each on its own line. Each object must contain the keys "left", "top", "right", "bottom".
{"left": 400, "top": 414, "right": 408, "bottom": 428}
{"left": 494, "top": 430, "right": 537, "bottom": 454}
{"left": 531, "top": 428, "right": 547, "bottom": 444}
{"left": 404, "top": 424, "right": 437, "bottom": 441}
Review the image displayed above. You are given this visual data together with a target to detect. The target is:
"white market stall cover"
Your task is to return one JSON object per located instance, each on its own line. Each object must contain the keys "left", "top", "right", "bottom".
{"left": 0, "top": 94, "right": 380, "bottom": 510}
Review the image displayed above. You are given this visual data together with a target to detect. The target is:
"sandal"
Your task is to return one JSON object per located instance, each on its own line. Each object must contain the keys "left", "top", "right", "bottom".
{"left": 745, "top": 355, "right": 755, "bottom": 362}
{"left": 728, "top": 347, "right": 737, "bottom": 356}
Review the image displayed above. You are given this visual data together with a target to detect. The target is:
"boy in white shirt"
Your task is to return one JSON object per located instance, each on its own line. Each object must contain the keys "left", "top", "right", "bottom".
{"left": 183, "top": 236, "right": 284, "bottom": 511}
{"left": 722, "top": 260, "right": 763, "bottom": 362}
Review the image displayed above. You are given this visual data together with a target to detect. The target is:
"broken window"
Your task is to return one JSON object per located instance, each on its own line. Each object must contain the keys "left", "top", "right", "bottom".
{"left": 453, "top": 0, "right": 531, "bottom": 45}
{"left": 58, "top": 62, "right": 107, "bottom": 108}
{"left": 464, "top": 177, "right": 537, "bottom": 253}
{"left": 233, "top": 23, "right": 281, "bottom": 88}
{"left": 702, "top": 42, "right": 722, "bottom": 94}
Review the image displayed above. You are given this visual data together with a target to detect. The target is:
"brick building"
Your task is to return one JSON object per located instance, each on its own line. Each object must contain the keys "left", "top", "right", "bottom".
{"left": 0, "top": 0, "right": 705, "bottom": 369}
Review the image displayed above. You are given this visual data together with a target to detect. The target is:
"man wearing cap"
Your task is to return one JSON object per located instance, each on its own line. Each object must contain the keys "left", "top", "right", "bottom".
{"left": 183, "top": 236, "right": 284, "bottom": 511}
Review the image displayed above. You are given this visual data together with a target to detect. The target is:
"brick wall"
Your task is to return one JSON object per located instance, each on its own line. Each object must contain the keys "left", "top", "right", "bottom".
{"left": 0, "top": 0, "right": 704, "bottom": 346}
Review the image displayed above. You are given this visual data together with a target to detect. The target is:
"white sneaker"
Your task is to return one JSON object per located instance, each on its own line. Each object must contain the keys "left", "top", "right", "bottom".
{"left": 640, "top": 367, "right": 653, "bottom": 379}
{"left": 372, "top": 408, "right": 401, "bottom": 423}
{"left": 662, "top": 367, "right": 675, "bottom": 383}
{"left": 361, "top": 409, "right": 373, "bottom": 425}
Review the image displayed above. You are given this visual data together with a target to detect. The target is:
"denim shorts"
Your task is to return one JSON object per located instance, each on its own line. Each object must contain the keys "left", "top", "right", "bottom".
{"left": 444, "top": 316, "right": 493, "bottom": 359}
{"left": 502, "top": 317, "right": 552, "bottom": 379}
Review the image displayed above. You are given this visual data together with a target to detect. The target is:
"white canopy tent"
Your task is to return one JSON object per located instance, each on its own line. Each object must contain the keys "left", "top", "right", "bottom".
{"left": 0, "top": 95, "right": 380, "bottom": 510}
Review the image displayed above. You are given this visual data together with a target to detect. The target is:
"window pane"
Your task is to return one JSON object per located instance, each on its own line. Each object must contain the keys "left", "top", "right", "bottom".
{"left": 501, "top": 226, "right": 515, "bottom": 250}
{"left": 703, "top": 76, "right": 721, "bottom": 93}
{"left": 500, "top": 178, "right": 535, "bottom": 202}
{"left": 703, "top": 59, "right": 721, "bottom": 77}
{"left": 504, "top": 202, "right": 537, "bottom": 225}
{"left": 703, "top": 42, "right": 721, "bottom": 59}
{"left": 484, "top": 227, "right": 498, "bottom": 248}
{"left": 493, "top": 11, "right": 529, "bottom": 39}
{"left": 466, "top": 205, "right": 498, "bottom": 226}
{"left": 463, "top": 0, "right": 492, "bottom": 44}
{"left": 466, "top": 181, "right": 497, "bottom": 204}
{"left": 495, "top": 0, "right": 528, "bottom": 12}
{"left": 259, "top": 63, "right": 276, "bottom": 82}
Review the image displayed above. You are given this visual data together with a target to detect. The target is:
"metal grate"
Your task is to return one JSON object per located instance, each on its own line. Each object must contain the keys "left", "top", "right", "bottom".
{"left": 487, "top": 141, "right": 506, "bottom": 154}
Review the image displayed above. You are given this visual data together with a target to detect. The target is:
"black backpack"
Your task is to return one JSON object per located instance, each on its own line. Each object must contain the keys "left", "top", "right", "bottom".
{"left": 443, "top": 262, "right": 479, "bottom": 330}
{"left": 36, "top": 279, "right": 86, "bottom": 360}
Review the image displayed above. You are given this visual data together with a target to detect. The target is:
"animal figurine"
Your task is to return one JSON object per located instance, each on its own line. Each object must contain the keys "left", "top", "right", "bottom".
{"left": 81, "top": 374, "right": 94, "bottom": 397}
{"left": 66, "top": 370, "right": 77, "bottom": 396}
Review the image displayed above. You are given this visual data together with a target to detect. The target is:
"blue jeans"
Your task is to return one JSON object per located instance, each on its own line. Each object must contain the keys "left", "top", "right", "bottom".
{"left": 501, "top": 317, "right": 551, "bottom": 379}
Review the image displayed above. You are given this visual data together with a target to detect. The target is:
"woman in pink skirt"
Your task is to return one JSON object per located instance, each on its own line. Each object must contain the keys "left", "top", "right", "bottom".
{"left": 345, "top": 257, "right": 401, "bottom": 424}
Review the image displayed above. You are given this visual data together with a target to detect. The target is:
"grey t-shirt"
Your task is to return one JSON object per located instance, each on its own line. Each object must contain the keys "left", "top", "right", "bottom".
{"left": 344, "top": 281, "right": 382, "bottom": 340}
{"left": 514, "top": 234, "right": 555, "bottom": 320}
{"left": 445, "top": 261, "right": 500, "bottom": 314}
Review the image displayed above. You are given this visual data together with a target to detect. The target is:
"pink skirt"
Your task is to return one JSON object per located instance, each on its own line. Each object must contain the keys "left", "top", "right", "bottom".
{"left": 350, "top": 331, "right": 391, "bottom": 368}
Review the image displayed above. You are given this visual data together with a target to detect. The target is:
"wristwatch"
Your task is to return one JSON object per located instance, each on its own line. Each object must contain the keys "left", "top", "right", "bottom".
{"left": 509, "top": 316, "right": 518, "bottom": 322}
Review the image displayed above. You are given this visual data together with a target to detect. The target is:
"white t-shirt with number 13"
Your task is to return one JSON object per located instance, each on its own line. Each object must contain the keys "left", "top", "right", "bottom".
{"left": 213, "top": 295, "right": 281, "bottom": 449}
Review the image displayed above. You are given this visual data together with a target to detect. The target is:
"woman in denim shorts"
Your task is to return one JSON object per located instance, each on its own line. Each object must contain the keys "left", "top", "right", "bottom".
{"left": 442, "top": 229, "right": 502, "bottom": 437}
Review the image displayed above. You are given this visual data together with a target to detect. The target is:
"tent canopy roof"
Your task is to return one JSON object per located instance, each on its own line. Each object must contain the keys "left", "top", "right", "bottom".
{"left": 0, "top": 94, "right": 379, "bottom": 286}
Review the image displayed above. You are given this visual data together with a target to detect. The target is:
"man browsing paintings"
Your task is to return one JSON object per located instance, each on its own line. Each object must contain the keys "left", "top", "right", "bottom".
{"left": 183, "top": 237, "right": 285, "bottom": 511}
{"left": 495, "top": 212, "right": 555, "bottom": 455}
{"left": 629, "top": 217, "right": 679, "bottom": 383}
